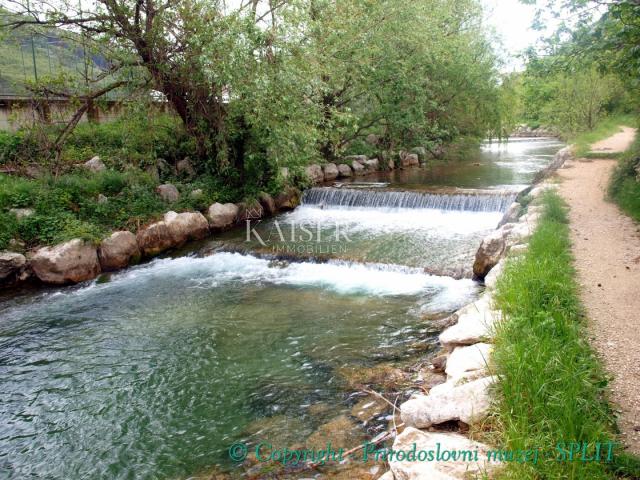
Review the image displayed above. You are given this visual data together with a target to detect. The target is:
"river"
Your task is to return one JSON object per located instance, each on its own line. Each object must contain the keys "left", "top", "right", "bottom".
{"left": 0, "top": 137, "right": 564, "bottom": 479}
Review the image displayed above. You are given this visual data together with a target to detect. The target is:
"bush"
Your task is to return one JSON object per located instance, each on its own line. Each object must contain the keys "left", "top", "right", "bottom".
{"left": 608, "top": 133, "right": 640, "bottom": 222}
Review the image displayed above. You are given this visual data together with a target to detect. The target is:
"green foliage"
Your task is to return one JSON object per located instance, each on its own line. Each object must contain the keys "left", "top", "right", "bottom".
{"left": 609, "top": 132, "right": 640, "bottom": 222}
{"left": 570, "top": 114, "right": 637, "bottom": 156}
{"left": 492, "top": 192, "right": 617, "bottom": 480}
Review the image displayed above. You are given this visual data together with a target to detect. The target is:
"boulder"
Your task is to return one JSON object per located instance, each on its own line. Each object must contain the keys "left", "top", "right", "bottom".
{"left": 337, "top": 164, "right": 353, "bottom": 178}
{"left": 97, "top": 194, "right": 108, "bottom": 204}
{"left": 237, "top": 202, "right": 264, "bottom": 222}
{"left": 400, "top": 376, "right": 496, "bottom": 428}
{"left": 364, "top": 158, "right": 379, "bottom": 171}
{"left": 30, "top": 239, "right": 100, "bottom": 284}
{"left": 411, "top": 147, "right": 428, "bottom": 163}
{"left": 98, "top": 231, "right": 141, "bottom": 271}
{"left": 498, "top": 202, "right": 522, "bottom": 227}
{"left": 258, "top": 192, "right": 277, "bottom": 216}
{"left": 274, "top": 188, "right": 301, "bottom": 211}
{"left": 344, "top": 155, "right": 369, "bottom": 164}
{"left": 0, "top": 252, "right": 26, "bottom": 282}
{"left": 279, "top": 167, "right": 290, "bottom": 181}
{"left": 439, "top": 296, "right": 500, "bottom": 348}
{"left": 400, "top": 152, "right": 419, "bottom": 167}
{"left": 351, "top": 160, "right": 366, "bottom": 176}
{"left": 164, "top": 211, "right": 209, "bottom": 245}
{"left": 322, "top": 163, "right": 339, "bottom": 181}
{"left": 445, "top": 343, "right": 493, "bottom": 381}
{"left": 388, "top": 427, "right": 499, "bottom": 480}
{"left": 156, "top": 183, "right": 180, "bottom": 203}
{"left": 484, "top": 259, "right": 505, "bottom": 290}
{"left": 366, "top": 134, "right": 381, "bottom": 146}
{"left": 9, "top": 208, "right": 34, "bottom": 220}
{"left": 509, "top": 243, "right": 528, "bottom": 255}
{"left": 84, "top": 156, "right": 106, "bottom": 173}
{"left": 473, "top": 227, "right": 508, "bottom": 279}
{"left": 207, "top": 203, "right": 239, "bottom": 229}
{"left": 176, "top": 158, "right": 195, "bottom": 179}
{"left": 305, "top": 164, "right": 325, "bottom": 184}
{"left": 156, "top": 158, "right": 175, "bottom": 178}
{"left": 136, "top": 221, "right": 176, "bottom": 257}
{"left": 505, "top": 222, "right": 533, "bottom": 247}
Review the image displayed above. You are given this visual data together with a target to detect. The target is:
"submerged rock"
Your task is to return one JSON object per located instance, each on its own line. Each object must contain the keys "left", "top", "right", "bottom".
{"left": 400, "top": 376, "right": 496, "bottom": 428}
{"left": 207, "top": 203, "right": 239, "bottom": 230}
{"left": 30, "top": 239, "right": 100, "bottom": 284}
{"left": 98, "top": 231, "right": 140, "bottom": 271}
{"left": 306, "top": 414, "right": 364, "bottom": 450}
{"left": 388, "top": 427, "right": 499, "bottom": 479}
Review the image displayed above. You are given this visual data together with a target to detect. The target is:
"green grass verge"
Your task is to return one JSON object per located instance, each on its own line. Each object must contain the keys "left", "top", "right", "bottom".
{"left": 0, "top": 170, "right": 243, "bottom": 251}
{"left": 491, "top": 192, "right": 640, "bottom": 479}
{"left": 570, "top": 114, "right": 637, "bottom": 157}
{"left": 608, "top": 131, "right": 640, "bottom": 223}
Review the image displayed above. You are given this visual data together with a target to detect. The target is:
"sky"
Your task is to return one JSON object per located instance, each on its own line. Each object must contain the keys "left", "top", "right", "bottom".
{"left": 482, "top": 0, "right": 540, "bottom": 72}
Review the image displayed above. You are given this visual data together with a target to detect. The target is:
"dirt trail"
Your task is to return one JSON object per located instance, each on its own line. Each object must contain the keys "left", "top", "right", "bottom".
{"left": 557, "top": 126, "right": 639, "bottom": 455}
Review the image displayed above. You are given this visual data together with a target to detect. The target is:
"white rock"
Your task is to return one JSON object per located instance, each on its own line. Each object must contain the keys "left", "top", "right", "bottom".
{"left": 364, "top": 158, "right": 379, "bottom": 171}
{"left": 509, "top": 244, "right": 528, "bottom": 255}
{"left": 388, "top": 427, "right": 499, "bottom": 480}
{"left": 163, "top": 211, "right": 209, "bottom": 244}
{"left": 84, "top": 156, "right": 106, "bottom": 173}
{"left": 439, "top": 296, "right": 500, "bottom": 347}
{"left": 484, "top": 259, "right": 506, "bottom": 290}
{"left": 506, "top": 222, "right": 533, "bottom": 247}
{"left": 207, "top": 203, "right": 239, "bottom": 229}
{"left": 400, "top": 376, "right": 496, "bottom": 428}
{"left": 9, "top": 208, "right": 34, "bottom": 220}
{"left": 445, "top": 343, "right": 493, "bottom": 381}
{"left": 30, "top": 239, "right": 100, "bottom": 284}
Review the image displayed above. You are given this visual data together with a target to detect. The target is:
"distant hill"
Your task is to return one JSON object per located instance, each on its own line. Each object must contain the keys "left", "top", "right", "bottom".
{"left": 0, "top": 11, "right": 105, "bottom": 97}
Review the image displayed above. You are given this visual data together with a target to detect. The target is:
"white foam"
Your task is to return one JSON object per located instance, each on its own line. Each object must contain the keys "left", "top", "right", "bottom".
{"left": 280, "top": 206, "right": 502, "bottom": 236}
{"left": 94, "top": 252, "right": 479, "bottom": 299}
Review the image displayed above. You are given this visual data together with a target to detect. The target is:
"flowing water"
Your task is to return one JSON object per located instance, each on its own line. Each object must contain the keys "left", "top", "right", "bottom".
{"left": 0, "top": 138, "right": 563, "bottom": 479}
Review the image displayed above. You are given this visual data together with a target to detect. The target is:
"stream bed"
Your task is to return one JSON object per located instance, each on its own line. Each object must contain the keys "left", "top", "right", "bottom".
{"left": 0, "top": 137, "right": 564, "bottom": 479}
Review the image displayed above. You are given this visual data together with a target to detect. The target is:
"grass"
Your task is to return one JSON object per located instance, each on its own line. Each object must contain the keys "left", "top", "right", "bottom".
{"left": 0, "top": 169, "right": 243, "bottom": 251}
{"left": 491, "top": 191, "right": 640, "bottom": 479}
{"left": 608, "top": 131, "right": 640, "bottom": 223}
{"left": 570, "top": 114, "right": 637, "bottom": 157}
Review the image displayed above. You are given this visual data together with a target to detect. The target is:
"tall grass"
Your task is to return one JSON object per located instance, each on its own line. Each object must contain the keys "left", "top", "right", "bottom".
{"left": 570, "top": 114, "right": 637, "bottom": 157}
{"left": 491, "top": 192, "right": 635, "bottom": 479}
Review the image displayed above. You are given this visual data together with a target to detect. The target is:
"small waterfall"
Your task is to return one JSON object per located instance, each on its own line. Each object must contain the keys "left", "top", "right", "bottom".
{"left": 302, "top": 187, "right": 517, "bottom": 212}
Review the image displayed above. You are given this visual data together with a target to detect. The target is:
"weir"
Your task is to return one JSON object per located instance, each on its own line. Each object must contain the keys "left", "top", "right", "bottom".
{"left": 302, "top": 187, "right": 517, "bottom": 212}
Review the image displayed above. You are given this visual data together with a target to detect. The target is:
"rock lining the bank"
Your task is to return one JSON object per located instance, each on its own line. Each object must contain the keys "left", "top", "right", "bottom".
{"left": 377, "top": 144, "right": 574, "bottom": 480}
{"left": 0, "top": 154, "right": 422, "bottom": 289}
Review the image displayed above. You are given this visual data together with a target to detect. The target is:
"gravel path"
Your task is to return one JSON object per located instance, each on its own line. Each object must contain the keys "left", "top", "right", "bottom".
{"left": 557, "top": 127, "right": 639, "bottom": 455}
